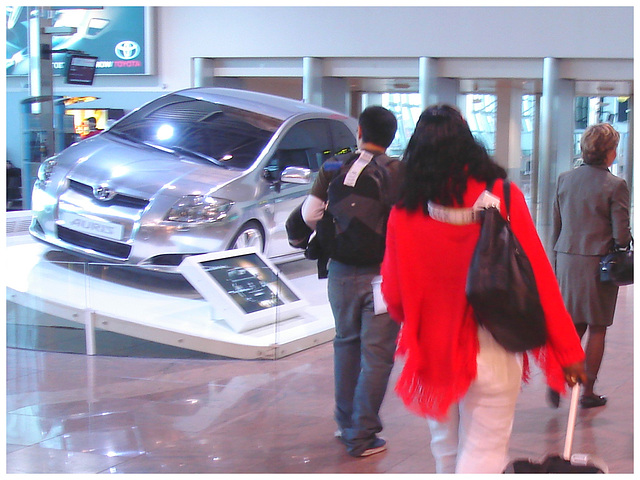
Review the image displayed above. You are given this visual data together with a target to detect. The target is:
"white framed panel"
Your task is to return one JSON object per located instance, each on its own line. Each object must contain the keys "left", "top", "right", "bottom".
{"left": 178, "top": 247, "right": 308, "bottom": 333}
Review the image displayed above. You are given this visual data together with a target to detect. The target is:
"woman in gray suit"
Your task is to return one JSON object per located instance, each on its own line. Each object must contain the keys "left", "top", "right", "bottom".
{"left": 551, "top": 123, "right": 632, "bottom": 409}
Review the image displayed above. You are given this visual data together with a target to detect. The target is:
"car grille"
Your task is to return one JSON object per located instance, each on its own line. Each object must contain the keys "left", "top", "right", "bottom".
{"left": 58, "top": 225, "right": 132, "bottom": 259}
{"left": 68, "top": 179, "right": 150, "bottom": 209}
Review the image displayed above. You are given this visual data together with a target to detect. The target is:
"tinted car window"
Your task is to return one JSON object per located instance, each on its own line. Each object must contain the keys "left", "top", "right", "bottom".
{"left": 275, "top": 119, "right": 333, "bottom": 171}
{"left": 329, "top": 119, "right": 357, "bottom": 156}
{"left": 109, "top": 94, "right": 283, "bottom": 170}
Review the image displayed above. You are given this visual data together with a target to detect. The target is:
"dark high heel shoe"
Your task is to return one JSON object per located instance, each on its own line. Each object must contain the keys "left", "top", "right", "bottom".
{"left": 580, "top": 394, "right": 607, "bottom": 409}
{"left": 546, "top": 388, "right": 561, "bottom": 409}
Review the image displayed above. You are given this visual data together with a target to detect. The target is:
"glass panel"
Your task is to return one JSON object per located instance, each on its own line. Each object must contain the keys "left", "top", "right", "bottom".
{"left": 6, "top": 233, "right": 330, "bottom": 361}
{"left": 463, "top": 94, "right": 497, "bottom": 155}
{"left": 382, "top": 93, "right": 498, "bottom": 158}
{"left": 519, "top": 94, "right": 537, "bottom": 206}
{"left": 6, "top": 237, "right": 91, "bottom": 355}
{"left": 573, "top": 96, "right": 630, "bottom": 178}
{"left": 382, "top": 92, "right": 421, "bottom": 157}
{"left": 520, "top": 95, "right": 536, "bottom": 177}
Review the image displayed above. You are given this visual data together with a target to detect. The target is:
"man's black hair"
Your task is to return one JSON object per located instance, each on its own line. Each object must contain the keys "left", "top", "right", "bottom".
{"left": 358, "top": 106, "right": 397, "bottom": 149}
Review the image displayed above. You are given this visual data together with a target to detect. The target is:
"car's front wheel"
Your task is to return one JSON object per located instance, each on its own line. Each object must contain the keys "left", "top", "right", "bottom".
{"left": 229, "top": 221, "right": 265, "bottom": 252}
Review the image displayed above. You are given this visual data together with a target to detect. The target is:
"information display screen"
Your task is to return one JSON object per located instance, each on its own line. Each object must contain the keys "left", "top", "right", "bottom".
{"left": 178, "top": 248, "right": 307, "bottom": 332}
{"left": 65, "top": 54, "right": 98, "bottom": 85}
{"left": 199, "top": 252, "right": 300, "bottom": 314}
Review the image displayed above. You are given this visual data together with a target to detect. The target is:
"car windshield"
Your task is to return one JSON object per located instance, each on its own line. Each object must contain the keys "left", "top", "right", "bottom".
{"left": 108, "top": 94, "right": 283, "bottom": 170}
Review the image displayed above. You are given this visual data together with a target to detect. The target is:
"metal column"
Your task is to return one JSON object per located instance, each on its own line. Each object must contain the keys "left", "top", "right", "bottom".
{"left": 529, "top": 94, "right": 542, "bottom": 223}
{"left": 22, "top": 7, "right": 54, "bottom": 209}
{"left": 192, "top": 57, "right": 216, "bottom": 87}
{"left": 625, "top": 97, "right": 633, "bottom": 198}
{"left": 495, "top": 79, "right": 523, "bottom": 180}
{"left": 419, "top": 57, "right": 437, "bottom": 111}
{"left": 303, "top": 57, "right": 323, "bottom": 107}
{"left": 537, "top": 58, "right": 559, "bottom": 251}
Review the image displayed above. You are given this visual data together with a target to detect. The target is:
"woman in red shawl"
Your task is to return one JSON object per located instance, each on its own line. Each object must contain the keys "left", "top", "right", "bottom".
{"left": 381, "top": 104, "right": 586, "bottom": 473}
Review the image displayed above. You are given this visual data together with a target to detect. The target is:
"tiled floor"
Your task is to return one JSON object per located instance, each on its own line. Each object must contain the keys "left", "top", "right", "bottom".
{"left": 5, "top": 259, "right": 633, "bottom": 474}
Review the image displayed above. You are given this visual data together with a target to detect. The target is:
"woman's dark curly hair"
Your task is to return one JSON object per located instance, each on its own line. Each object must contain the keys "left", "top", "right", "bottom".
{"left": 399, "top": 104, "right": 506, "bottom": 213}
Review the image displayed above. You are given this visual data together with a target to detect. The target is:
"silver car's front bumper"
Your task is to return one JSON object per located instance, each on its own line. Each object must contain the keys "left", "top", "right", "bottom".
{"left": 30, "top": 178, "right": 242, "bottom": 271}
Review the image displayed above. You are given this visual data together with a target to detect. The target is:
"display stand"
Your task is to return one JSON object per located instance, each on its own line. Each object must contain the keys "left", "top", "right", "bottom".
{"left": 178, "top": 248, "right": 308, "bottom": 333}
{"left": 6, "top": 235, "right": 334, "bottom": 359}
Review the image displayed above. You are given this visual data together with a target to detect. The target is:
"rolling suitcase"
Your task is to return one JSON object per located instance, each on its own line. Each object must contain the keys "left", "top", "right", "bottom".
{"left": 504, "top": 384, "right": 608, "bottom": 473}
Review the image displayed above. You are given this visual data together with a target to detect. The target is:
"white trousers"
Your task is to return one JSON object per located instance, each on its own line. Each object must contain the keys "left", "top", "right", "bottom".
{"left": 427, "top": 327, "right": 523, "bottom": 473}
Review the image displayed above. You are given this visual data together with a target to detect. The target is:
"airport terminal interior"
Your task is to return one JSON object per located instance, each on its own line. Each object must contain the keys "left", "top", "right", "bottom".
{"left": 5, "top": 6, "right": 634, "bottom": 474}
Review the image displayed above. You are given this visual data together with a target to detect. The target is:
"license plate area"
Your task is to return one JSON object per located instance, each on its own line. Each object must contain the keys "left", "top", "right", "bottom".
{"left": 58, "top": 211, "right": 125, "bottom": 241}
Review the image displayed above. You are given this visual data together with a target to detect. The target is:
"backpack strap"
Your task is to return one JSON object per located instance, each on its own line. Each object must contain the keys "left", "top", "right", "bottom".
{"left": 370, "top": 153, "right": 395, "bottom": 208}
{"left": 323, "top": 151, "right": 358, "bottom": 184}
{"left": 328, "top": 150, "right": 391, "bottom": 196}
{"left": 343, "top": 151, "right": 375, "bottom": 187}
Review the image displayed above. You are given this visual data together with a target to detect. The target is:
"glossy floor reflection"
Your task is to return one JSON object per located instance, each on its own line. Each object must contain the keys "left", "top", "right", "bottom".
{"left": 6, "top": 285, "right": 633, "bottom": 474}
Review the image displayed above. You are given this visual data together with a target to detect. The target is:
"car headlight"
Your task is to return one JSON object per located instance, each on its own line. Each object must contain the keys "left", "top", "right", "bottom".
{"left": 165, "top": 195, "right": 233, "bottom": 224}
{"left": 34, "top": 158, "right": 58, "bottom": 188}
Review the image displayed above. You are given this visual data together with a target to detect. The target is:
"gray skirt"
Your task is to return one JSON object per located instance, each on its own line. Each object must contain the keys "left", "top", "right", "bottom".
{"left": 555, "top": 252, "right": 619, "bottom": 327}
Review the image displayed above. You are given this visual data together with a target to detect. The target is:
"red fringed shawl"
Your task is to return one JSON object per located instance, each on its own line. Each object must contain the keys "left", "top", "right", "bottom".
{"left": 381, "top": 178, "right": 585, "bottom": 420}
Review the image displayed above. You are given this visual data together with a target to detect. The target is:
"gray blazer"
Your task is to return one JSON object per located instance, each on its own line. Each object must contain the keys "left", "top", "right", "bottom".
{"left": 552, "top": 163, "right": 632, "bottom": 257}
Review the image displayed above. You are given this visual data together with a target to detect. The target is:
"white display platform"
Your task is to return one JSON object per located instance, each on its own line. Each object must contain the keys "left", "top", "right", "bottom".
{"left": 5, "top": 237, "right": 334, "bottom": 359}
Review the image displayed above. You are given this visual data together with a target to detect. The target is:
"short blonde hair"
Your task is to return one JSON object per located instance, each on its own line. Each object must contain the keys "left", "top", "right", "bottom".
{"left": 580, "top": 123, "right": 620, "bottom": 165}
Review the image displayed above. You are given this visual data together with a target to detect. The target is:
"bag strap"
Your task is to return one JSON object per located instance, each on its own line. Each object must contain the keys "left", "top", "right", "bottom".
{"left": 323, "top": 152, "right": 358, "bottom": 199}
{"left": 503, "top": 179, "right": 511, "bottom": 221}
{"left": 487, "top": 178, "right": 511, "bottom": 221}
{"left": 614, "top": 236, "right": 633, "bottom": 252}
{"left": 342, "top": 151, "right": 374, "bottom": 187}
{"left": 333, "top": 150, "right": 393, "bottom": 207}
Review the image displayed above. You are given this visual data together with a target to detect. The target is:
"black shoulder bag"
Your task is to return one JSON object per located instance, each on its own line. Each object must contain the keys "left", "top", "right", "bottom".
{"left": 466, "top": 179, "right": 547, "bottom": 352}
{"left": 600, "top": 241, "right": 633, "bottom": 286}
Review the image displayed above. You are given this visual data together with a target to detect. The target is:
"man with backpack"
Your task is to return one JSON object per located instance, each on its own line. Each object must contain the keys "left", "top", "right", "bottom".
{"left": 301, "top": 106, "right": 403, "bottom": 457}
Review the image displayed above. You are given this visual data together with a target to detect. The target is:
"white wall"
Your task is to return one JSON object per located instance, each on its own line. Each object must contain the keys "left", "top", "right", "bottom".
{"left": 156, "top": 6, "right": 633, "bottom": 90}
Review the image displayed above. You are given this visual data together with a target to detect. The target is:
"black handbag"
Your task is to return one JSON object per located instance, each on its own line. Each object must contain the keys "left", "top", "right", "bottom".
{"left": 466, "top": 180, "right": 547, "bottom": 352}
{"left": 600, "top": 243, "right": 633, "bottom": 286}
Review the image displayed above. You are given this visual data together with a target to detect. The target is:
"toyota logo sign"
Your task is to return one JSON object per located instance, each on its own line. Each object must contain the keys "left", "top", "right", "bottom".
{"left": 93, "top": 184, "right": 117, "bottom": 202}
{"left": 115, "top": 41, "right": 140, "bottom": 60}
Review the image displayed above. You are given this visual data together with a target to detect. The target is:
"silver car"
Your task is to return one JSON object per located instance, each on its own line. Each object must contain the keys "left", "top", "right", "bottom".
{"left": 30, "top": 87, "right": 357, "bottom": 272}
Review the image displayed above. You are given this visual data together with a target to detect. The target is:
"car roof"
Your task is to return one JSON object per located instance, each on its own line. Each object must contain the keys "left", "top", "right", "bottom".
{"left": 174, "top": 87, "right": 351, "bottom": 122}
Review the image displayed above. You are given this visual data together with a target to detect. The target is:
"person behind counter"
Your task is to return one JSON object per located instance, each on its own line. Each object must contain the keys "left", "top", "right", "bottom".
{"left": 81, "top": 117, "right": 103, "bottom": 139}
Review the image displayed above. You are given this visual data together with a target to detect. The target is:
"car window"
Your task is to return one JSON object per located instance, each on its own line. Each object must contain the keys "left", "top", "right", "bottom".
{"left": 272, "top": 119, "right": 333, "bottom": 172}
{"left": 108, "top": 94, "right": 283, "bottom": 170}
{"left": 329, "top": 120, "right": 357, "bottom": 156}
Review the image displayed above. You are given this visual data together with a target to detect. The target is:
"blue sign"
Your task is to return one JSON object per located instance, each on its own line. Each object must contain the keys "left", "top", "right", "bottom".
{"left": 6, "top": 6, "right": 148, "bottom": 76}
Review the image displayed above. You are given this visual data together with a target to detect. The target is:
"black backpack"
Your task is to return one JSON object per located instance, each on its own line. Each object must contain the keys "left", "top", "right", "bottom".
{"left": 315, "top": 151, "right": 397, "bottom": 266}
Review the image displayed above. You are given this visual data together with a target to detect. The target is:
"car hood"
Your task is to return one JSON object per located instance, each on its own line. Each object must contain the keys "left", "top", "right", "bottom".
{"left": 61, "top": 136, "right": 247, "bottom": 199}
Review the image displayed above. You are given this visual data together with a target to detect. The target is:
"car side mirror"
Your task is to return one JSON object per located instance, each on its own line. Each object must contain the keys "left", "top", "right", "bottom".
{"left": 280, "top": 166, "right": 311, "bottom": 185}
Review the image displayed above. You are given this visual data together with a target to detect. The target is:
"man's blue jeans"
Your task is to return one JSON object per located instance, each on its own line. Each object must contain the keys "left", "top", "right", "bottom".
{"left": 327, "top": 260, "right": 400, "bottom": 456}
